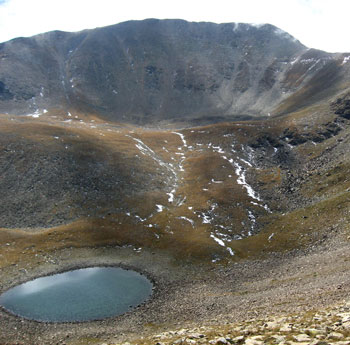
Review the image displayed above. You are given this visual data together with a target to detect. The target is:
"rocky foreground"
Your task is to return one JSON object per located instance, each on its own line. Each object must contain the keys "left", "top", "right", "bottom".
{"left": 112, "top": 302, "right": 350, "bottom": 345}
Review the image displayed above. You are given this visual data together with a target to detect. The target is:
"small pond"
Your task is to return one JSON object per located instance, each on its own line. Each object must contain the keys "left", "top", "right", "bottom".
{"left": 0, "top": 267, "right": 153, "bottom": 322}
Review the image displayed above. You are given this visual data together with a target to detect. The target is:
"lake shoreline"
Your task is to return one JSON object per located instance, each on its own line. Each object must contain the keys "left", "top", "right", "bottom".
{"left": 1, "top": 231, "right": 350, "bottom": 344}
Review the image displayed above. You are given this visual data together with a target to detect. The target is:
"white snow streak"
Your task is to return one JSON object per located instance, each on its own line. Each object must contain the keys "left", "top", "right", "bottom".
{"left": 211, "top": 179, "right": 223, "bottom": 184}
{"left": 210, "top": 233, "right": 235, "bottom": 256}
{"left": 227, "top": 247, "right": 235, "bottom": 256}
{"left": 156, "top": 204, "right": 164, "bottom": 212}
{"left": 212, "top": 145, "right": 225, "bottom": 154}
{"left": 27, "top": 110, "right": 41, "bottom": 118}
{"left": 342, "top": 56, "right": 350, "bottom": 65}
{"left": 127, "top": 135, "right": 179, "bottom": 204}
{"left": 167, "top": 189, "right": 175, "bottom": 203}
{"left": 172, "top": 131, "right": 187, "bottom": 147}
{"left": 234, "top": 162, "right": 262, "bottom": 201}
{"left": 247, "top": 210, "right": 256, "bottom": 236}
{"left": 128, "top": 136, "right": 177, "bottom": 179}
{"left": 239, "top": 157, "right": 253, "bottom": 167}
{"left": 210, "top": 233, "right": 225, "bottom": 247}
{"left": 178, "top": 216, "right": 194, "bottom": 226}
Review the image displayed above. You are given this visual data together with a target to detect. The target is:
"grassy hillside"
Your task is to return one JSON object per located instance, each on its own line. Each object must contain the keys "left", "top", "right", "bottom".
{"left": 1, "top": 88, "right": 350, "bottom": 263}
{"left": 1, "top": 87, "right": 350, "bottom": 344}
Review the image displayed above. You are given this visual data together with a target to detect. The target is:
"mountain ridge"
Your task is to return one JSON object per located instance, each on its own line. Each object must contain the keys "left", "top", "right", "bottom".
{"left": 2, "top": 19, "right": 348, "bottom": 125}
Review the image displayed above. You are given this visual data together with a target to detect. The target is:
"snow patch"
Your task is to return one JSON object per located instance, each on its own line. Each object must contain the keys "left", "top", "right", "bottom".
{"left": 290, "top": 57, "right": 299, "bottom": 65}
{"left": 250, "top": 22, "right": 267, "bottom": 28}
{"left": 167, "top": 189, "right": 175, "bottom": 203}
{"left": 247, "top": 210, "right": 256, "bottom": 236}
{"left": 342, "top": 56, "right": 350, "bottom": 65}
{"left": 212, "top": 145, "right": 225, "bottom": 154}
{"left": 199, "top": 203, "right": 217, "bottom": 224}
{"left": 210, "top": 233, "right": 225, "bottom": 247}
{"left": 27, "top": 110, "right": 41, "bottom": 118}
{"left": 201, "top": 214, "right": 212, "bottom": 224}
{"left": 156, "top": 204, "right": 164, "bottom": 212}
{"left": 128, "top": 136, "right": 177, "bottom": 179}
{"left": 239, "top": 157, "right": 253, "bottom": 167}
{"left": 172, "top": 131, "right": 187, "bottom": 147}
{"left": 274, "top": 27, "right": 298, "bottom": 42}
{"left": 232, "top": 23, "right": 242, "bottom": 32}
{"left": 177, "top": 196, "right": 186, "bottom": 206}
{"left": 234, "top": 162, "right": 261, "bottom": 201}
{"left": 210, "top": 233, "right": 235, "bottom": 256}
{"left": 227, "top": 247, "right": 235, "bottom": 256}
{"left": 135, "top": 215, "right": 147, "bottom": 222}
{"left": 178, "top": 216, "right": 194, "bottom": 227}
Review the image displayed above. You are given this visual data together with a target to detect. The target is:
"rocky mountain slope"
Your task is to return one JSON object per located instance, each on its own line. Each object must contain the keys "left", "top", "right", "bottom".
{"left": 2, "top": 19, "right": 350, "bottom": 345}
{"left": 1, "top": 19, "right": 350, "bottom": 124}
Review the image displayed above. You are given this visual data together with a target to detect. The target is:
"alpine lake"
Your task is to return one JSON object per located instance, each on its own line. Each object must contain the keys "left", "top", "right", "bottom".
{"left": 0, "top": 267, "right": 153, "bottom": 322}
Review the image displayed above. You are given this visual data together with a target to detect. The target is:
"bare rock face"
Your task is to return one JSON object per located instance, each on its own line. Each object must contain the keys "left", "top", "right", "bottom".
{"left": 0, "top": 19, "right": 346, "bottom": 124}
{"left": 331, "top": 92, "right": 350, "bottom": 119}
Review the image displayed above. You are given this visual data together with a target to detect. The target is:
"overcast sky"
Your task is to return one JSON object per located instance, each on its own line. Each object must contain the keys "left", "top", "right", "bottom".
{"left": 0, "top": 0, "right": 349, "bottom": 53}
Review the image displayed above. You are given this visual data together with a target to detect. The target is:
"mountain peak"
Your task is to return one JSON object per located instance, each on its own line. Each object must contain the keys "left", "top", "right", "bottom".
{"left": 0, "top": 19, "right": 344, "bottom": 125}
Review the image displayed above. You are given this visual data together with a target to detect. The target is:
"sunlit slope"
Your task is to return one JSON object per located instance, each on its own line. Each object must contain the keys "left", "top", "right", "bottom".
{"left": 1, "top": 93, "right": 350, "bottom": 262}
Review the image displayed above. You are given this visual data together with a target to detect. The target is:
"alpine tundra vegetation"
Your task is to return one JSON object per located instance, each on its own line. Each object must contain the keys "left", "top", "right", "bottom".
{"left": 1, "top": 19, "right": 350, "bottom": 345}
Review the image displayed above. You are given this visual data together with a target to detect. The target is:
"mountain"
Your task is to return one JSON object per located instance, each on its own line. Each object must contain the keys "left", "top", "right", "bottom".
{"left": 1, "top": 18, "right": 350, "bottom": 260}
{"left": 2, "top": 19, "right": 350, "bottom": 345}
{"left": 1, "top": 19, "right": 350, "bottom": 124}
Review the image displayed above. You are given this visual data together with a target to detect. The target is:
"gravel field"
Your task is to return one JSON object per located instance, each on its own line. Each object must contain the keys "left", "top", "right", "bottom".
{"left": 1, "top": 228, "right": 350, "bottom": 345}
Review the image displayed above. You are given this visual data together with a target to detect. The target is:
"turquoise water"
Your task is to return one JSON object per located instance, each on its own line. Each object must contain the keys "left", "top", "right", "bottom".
{"left": 0, "top": 267, "right": 153, "bottom": 322}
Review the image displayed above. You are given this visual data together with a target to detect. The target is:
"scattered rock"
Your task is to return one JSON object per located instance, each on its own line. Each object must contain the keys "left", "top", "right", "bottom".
{"left": 231, "top": 335, "right": 245, "bottom": 344}
{"left": 209, "top": 337, "right": 228, "bottom": 344}
{"left": 270, "top": 335, "right": 286, "bottom": 343}
{"left": 187, "top": 333, "right": 205, "bottom": 339}
{"left": 264, "top": 321, "right": 279, "bottom": 331}
{"left": 292, "top": 334, "right": 311, "bottom": 342}
{"left": 280, "top": 323, "right": 293, "bottom": 332}
{"left": 338, "top": 312, "right": 350, "bottom": 323}
{"left": 327, "top": 332, "right": 344, "bottom": 340}
{"left": 244, "top": 338, "right": 264, "bottom": 345}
